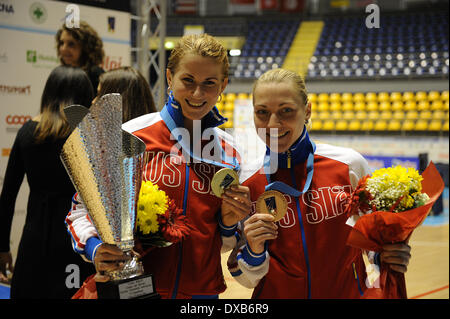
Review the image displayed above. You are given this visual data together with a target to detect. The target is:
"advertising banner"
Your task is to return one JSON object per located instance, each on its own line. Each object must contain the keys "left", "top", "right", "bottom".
{"left": 0, "top": 0, "right": 130, "bottom": 259}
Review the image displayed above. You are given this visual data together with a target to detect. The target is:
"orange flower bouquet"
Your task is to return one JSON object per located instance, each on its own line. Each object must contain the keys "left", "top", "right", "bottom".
{"left": 344, "top": 162, "right": 444, "bottom": 298}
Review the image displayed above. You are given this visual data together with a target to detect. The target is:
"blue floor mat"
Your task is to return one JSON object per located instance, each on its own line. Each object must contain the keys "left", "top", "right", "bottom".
{"left": 0, "top": 284, "right": 10, "bottom": 299}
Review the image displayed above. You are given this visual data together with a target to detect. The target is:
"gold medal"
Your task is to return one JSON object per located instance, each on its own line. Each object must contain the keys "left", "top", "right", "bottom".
{"left": 256, "top": 190, "right": 287, "bottom": 222}
{"left": 211, "top": 168, "right": 239, "bottom": 197}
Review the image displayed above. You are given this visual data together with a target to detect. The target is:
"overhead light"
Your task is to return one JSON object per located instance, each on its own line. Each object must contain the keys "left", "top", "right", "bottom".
{"left": 230, "top": 49, "right": 241, "bottom": 56}
{"left": 165, "top": 41, "right": 175, "bottom": 49}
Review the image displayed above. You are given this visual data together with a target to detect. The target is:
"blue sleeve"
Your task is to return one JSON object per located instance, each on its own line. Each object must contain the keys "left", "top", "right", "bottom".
{"left": 84, "top": 237, "right": 103, "bottom": 262}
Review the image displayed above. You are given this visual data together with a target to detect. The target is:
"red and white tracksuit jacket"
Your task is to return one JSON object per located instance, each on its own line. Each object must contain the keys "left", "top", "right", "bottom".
{"left": 65, "top": 110, "right": 242, "bottom": 298}
{"left": 228, "top": 142, "right": 375, "bottom": 299}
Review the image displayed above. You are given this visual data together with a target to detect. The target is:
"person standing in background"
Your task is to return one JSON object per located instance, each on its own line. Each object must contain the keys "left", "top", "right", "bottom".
{"left": 55, "top": 21, "right": 105, "bottom": 94}
{"left": 0, "top": 66, "right": 96, "bottom": 299}
{"left": 94, "top": 66, "right": 157, "bottom": 122}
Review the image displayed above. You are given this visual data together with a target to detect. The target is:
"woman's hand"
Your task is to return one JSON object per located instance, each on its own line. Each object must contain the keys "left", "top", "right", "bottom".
{"left": 380, "top": 242, "right": 412, "bottom": 273}
{"left": 0, "top": 251, "right": 13, "bottom": 284}
{"left": 93, "top": 244, "right": 131, "bottom": 282}
{"left": 221, "top": 185, "right": 251, "bottom": 227}
{"left": 244, "top": 213, "right": 278, "bottom": 254}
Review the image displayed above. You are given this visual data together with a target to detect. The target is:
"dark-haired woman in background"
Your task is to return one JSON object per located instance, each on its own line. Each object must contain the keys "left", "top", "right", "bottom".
{"left": 0, "top": 65, "right": 96, "bottom": 299}
{"left": 95, "top": 66, "right": 157, "bottom": 122}
{"left": 56, "top": 21, "right": 105, "bottom": 94}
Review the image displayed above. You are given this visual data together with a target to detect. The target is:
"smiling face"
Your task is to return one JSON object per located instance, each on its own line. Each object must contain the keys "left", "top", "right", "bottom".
{"left": 253, "top": 81, "right": 311, "bottom": 153}
{"left": 166, "top": 53, "right": 228, "bottom": 121}
{"left": 58, "top": 30, "right": 82, "bottom": 67}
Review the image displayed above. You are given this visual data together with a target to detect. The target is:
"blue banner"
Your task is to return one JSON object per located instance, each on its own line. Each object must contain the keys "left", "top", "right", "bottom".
{"left": 363, "top": 155, "right": 420, "bottom": 172}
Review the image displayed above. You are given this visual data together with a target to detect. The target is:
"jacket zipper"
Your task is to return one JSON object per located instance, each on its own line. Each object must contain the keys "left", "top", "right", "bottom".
{"left": 171, "top": 161, "right": 190, "bottom": 298}
{"left": 290, "top": 165, "right": 312, "bottom": 299}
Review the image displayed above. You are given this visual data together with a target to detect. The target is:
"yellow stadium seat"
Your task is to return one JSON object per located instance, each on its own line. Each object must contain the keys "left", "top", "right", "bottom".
{"left": 390, "top": 92, "right": 402, "bottom": 102}
{"left": 311, "top": 120, "right": 322, "bottom": 131}
{"left": 402, "top": 91, "right": 415, "bottom": 102}
{"left": 225, "top": 92, "right": 236, "bottom": 102}
{"left": 393, "top": 110, "right": 405, "bottom": 120}
{"left": 374, "top": 120, "right": 388, "bottom": 131}
{"left": 223, "top": 110, "right": 234, "bottom": 119}
{"left": 335, "top": 120, "right": 348, "bottom": 131}
{"left": 355, "top": 111, "right": 368, "bottom": 120}
{"left": 406, "top": 110, "right": 419, "bottom": 120}
{"left": 377, "top": 92, "right": 390, "bottom": 103}
{"left": 353, "top": 102, "right": 365, "bottom": 112}
{"left": 428, "top": 120, "right": 442, "bottom": 131}
{"left": 368, "top": 111, "right": 379, "bottom": 120}
{"left": 442, "top": 121, "right": 449, "bottom": 131}
{"left": 310, "top": 102, "right": 318, "bottom": 111}
{"left": 319, "top": 111, "right": 331, "bottom": 120}
{"left": 388, "top": 120, "right": 401, "bottom": 131}
{"left": 310, "top": 111, "right": 318, "bottom": 120}
{"left": 237, "top": 93, "right": 249, "bottom": 100}
{"left": 365, "top": 92, "right": 377, "bottom": 103}
{"left": 402, "top": 120, "right": 415, "bottom": 131}
{"left": 224, "top": 102, "right": 234, "bottom": 112}
{"left": 417, "top": 101, "right": 430, "bottom": 111}
{"left": 329, "top": 93, "right": 341, "bottom": 103}
{"left": 421, "top": 110, "right": 432, "bottom": 120}
{"left": 322, "top": 120, "right": 335, "bottom": 130}
{"left": 343, "top": 111, "right": 355, "bottom": 120}
{"left": 380, "top": 111, "right": 393, "bottom": 120}
{"left": 308, "top": 93, "right": 317, "bottom": 103}
{"left": 332, "top": 110, "right": 343, "bottom": 120}
{"left": 348, "top": 120, "right": 361, "bottom": 131}
{"left": 341, "top": 93, "right": 353, "bottom": 103}
{"left": 428, "top": 91, "right": 441, "bottom": 102}
{"left": 444, "top": 101, "right": 449, "bottom": 111}
{"left": 342, "top": 102, "right": 355, "bottom": 111}
{"left": 431, "top": 100, "right": 444, "bottom": 111}
{"left": 216, "top": 101, "right": 224, "bottom": 111}
{"left": 441, "top": 91, "right": 449, "bottom": 102}
{"left": 353, "top": 93, "right": 365, "bottom": 103}
{"left": 414, "top": 119, "right": 428, "bottom": 131}
{"left": 432, "top": 110, "right": 446, "bottom": 120}
{"left": 404, "top": 101, "right": 417, "bottom": 111}
{"left": 391, "top": 101, "right": 404, "bottom": 112}
{"left": 366, "top": 102, "right": 378, "bottom": 111}
{"left": 329, "top": 102, "right": 342, "bottom": 112}
{"left": 361, "top": 120, "right": 374, "bottom": 131}
{"left": 415, "top": 91, "right": 428, "bottom": 102}
{"left": 379, "top": 101, "right": 391, "bottom": 112}
{"left": 318, "top": 102, "right": 330, "bottom": 112}
{"left": 318, "top": 93, "right": 329, "bottom": 103}
{"left": 223, "top": 120, "right": 233, "bottom": 129}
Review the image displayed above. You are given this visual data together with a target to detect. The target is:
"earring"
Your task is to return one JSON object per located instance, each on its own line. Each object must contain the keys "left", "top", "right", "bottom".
{"left": 167, "top": 86, "right": 172, "bottom": 96}
{"left": 217, "top": 94, "right": 223, "bottom": 103}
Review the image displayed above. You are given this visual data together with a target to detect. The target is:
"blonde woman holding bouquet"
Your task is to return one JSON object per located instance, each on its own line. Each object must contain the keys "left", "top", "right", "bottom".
{"left": 227, "top": 68, "right": 412, "bottom": 299}
{"left": 65, "top": 34, "right": 250, "bottom": 299}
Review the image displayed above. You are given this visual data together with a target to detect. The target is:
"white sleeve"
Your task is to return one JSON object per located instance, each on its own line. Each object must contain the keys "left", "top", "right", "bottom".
{"left": 65, "top": 193, "right": 101, "bottom": 262}
{"left": 226, "top": 221, "right": 270, "bottom": 289}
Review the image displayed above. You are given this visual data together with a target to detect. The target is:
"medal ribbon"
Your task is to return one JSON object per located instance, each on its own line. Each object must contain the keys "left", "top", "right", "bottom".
{"left": 264, "top": 129, "right": 316, "bottom": 196}
{"left": 160, "top": 92, "right": 240, "bottom": 171}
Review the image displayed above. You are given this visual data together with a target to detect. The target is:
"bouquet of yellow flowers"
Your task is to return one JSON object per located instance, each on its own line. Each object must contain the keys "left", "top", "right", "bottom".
{"left": 135, "top": 181, "right": 192, "bottom": 251}
{"left": 344, "top": 162, "right": 444, "bottom": 298}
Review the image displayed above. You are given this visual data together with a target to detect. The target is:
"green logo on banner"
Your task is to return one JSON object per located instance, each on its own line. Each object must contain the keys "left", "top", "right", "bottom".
{"left": 26, "top": 50, "right": 37, "bottom": 63}
{"left": 29, "top": 2, "right": 47, "bottom": 24}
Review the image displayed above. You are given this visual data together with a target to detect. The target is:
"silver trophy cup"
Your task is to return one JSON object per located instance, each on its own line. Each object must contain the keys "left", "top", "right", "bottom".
{"left": 61, "top": 93, "right": 158, "bottom": 299}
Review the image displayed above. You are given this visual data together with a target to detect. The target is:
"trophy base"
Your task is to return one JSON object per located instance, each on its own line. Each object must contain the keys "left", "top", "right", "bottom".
{"left": 96, "top": 273, "right": 160, "bottom": 299}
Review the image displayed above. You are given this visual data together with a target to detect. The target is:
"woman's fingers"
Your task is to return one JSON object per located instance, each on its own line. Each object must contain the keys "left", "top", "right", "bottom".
{"left": 380, "top": 243, "right": 412, "bottom": 273}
